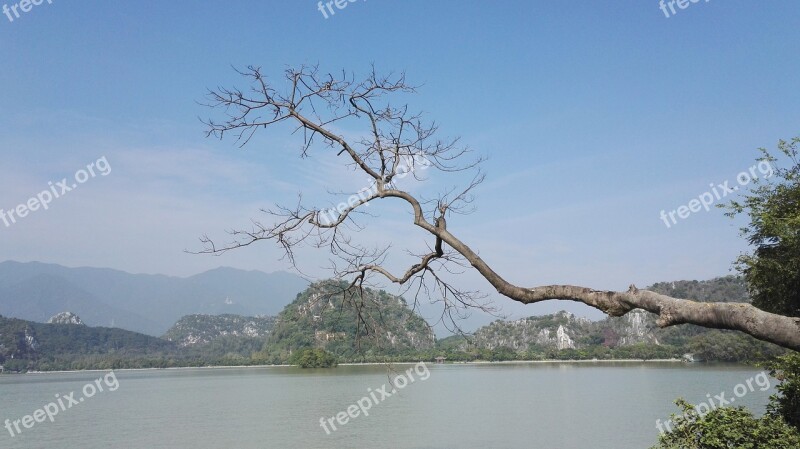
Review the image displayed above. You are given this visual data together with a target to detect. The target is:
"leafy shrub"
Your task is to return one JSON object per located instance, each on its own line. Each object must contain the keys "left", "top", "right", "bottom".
{"left": 652, "top": 399, "right": 800, "bottom": 449}
{"left": 766, "top": 353, "right": 800, "bottom": 428}
{"left": 653, "top": 352, "right": 800, "bottom": 448}
{"left": 292, "top": 348, "right": 338, "bottom": 368}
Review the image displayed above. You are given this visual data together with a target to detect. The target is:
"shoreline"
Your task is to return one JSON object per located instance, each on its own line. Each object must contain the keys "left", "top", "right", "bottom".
{"left": 9, "top": 358, "right": 687, "bottom": 375}
{"left": 451, "top": 358, "right": 683, "bottom": 364}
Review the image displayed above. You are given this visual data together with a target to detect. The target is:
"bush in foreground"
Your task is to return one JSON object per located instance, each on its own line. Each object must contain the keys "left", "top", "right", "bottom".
{"left": 652, "top": 399, "right": 800, "bottom": 449}
{"left": 653, "top": 353, "right": 800, "bottom": 448}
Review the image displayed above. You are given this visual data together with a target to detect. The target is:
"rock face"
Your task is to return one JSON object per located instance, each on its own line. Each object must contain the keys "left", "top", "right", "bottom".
{"left": 163, "top": 314, "right": 276, "bottom": 347}
{"left": 47, "top": 312, "right": 85, "bottom": 325}
{"left": 471, "top": 311, "right": 593, "bottom": 351}
{"left": 555, "top": 325, "right": 575, "bottom": 350}
{"left": 615, "top": 309, "right": 659, "bottom": 346}
{"left": 466, "top": 277, "right": 752, "bottom": 353}
{"left": 469, "top": 309, "right": 666, "bottom": 352}
{"left": 0, "top": 319, "right": 43, "bottom": 362}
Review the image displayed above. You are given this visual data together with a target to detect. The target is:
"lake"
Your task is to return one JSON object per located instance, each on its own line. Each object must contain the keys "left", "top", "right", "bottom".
{"left": 0, "top": 362, "right": 775, "bottom": 449}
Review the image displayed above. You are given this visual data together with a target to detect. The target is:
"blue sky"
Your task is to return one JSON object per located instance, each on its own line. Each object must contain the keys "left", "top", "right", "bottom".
{"left": 1, "top": 0, "right": 798, "bottom": 331}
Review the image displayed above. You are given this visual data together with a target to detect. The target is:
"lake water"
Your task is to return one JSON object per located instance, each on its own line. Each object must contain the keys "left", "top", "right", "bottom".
{"left": 0, "top": 362, "right": 775, "bottom": 449}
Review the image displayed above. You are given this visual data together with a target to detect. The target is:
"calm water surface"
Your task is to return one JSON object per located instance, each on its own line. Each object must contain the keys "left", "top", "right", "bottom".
{"left": 0, "top": 363, "right": 774, "bottom": 449}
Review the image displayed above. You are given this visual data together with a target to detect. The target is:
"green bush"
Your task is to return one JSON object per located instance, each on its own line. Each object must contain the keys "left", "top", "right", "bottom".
{"left": 292, "top": 348, "right": 338, "bottom": 368}
{"left": 766, "top": 353, "right": 800, "bottom": 428}
{"left": 653, "top": 353, "right": 800, "bottom": 448}
{"left": 652, "top": 399, "right": 800, "bottom": 449}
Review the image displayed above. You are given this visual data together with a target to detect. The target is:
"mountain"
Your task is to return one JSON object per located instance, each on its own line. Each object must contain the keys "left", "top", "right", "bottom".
{"left": 0, "top": 261, "right": 308, "bottom": 336}
{"left": 0, "top": 275, "right": 784, "bottom": 372}
{"left": 47, "top": 312, "right": 85, "bottom": 325}
{"left": 0, "top": 313, "right": 178, "bottom": 372}
{"left": 163, "top": 280, "right": 438, "bottom": 363}
{"left": 0, "top": 274, "right": 159, "bottom": 334}
{"left": 648, "top": 276, "right": 749, "bottom": 303}
{"left": 259, "top": 280, "right": 436, "bottom": 363}
{"left": 163, "top": 314, "right": 277, "bottom": 347}
{"left": 449, "top": 276, "right": 786, "bottom": 362}
{"left": 467, "top": 310, "right": 657, "bottom": 352}
{"left": 472, "top": 311, "right": 595, "bottom": 351}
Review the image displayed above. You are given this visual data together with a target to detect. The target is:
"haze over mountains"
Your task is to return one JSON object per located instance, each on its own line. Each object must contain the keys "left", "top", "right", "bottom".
{"left": 0, "top": 261, "right": 308, "bottom": 336}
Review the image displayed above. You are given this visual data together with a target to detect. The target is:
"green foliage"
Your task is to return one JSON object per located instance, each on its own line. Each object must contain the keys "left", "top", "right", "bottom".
{"left": 434, "top": 278, "right": 783, "bottom": 364}
{"left": 687, "top": 330, "right": 787, "bottom": 363}
{"left": 0, "top": 315, "right": 180, "bottom": 372}
{"left": 291, "top": 348, "right": 338, "bottom": 368}
{"left": 653, "top": 352, "right": 800, "bottom": 448}
{"left": 649, "top": 276, "right": 750, "bottom": 304}
{"left": 182, "top": 335, "right": 267, "bottom": 360}
{"left": 725, "top": 136, "right": 800, "bottom": 316}
{"left": 766, "top": 352, "right": 800, "bottom": 428}
{"left": 0, "top": 275, "right": 790, "bottom": 372}
{"left": 652, "top": 399, "right": 800, "bottom": 449}
{"left": 652, "top": 138, "right": 800, "bottom": 448}
{"left": 261, "top": 280, "right": 434, "bottom": 364}
{"left": 162, "top": 314, "right": 275, "bottom": 347}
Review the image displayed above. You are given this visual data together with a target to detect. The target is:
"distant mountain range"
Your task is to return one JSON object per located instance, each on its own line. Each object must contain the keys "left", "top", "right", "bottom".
{"left": 0, "top": 261, "right": 308, "bottom": 336}
{"left": 0, "top": 280, "right": 438, "bottom": 371}
{"left": 0, "top": 274, "right": 785, "bottom": 372}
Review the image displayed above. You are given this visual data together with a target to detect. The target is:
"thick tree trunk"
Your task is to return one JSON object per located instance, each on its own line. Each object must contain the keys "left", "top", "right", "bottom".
{"left": 388, "top": 198, "right": 800, "bottom": 351}
{"left": 203, "top": 67, "right": 800, "bottom": 353}
{"left": 518, "top": 285, "right": 800, "bottom": 351}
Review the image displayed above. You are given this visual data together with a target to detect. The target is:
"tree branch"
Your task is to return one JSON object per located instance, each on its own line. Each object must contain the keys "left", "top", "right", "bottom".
{"left": 201, "top": 66, "right": 800, "bottom": 351}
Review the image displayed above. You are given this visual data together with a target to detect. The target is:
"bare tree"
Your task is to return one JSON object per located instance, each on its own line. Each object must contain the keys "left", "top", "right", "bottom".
{"left": 200, "top": 65, "right": 800, "bottom": 351}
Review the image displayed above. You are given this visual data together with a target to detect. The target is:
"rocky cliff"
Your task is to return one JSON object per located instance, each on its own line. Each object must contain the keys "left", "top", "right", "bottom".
{"left": 163, "top": 314, "right": 276, "bottom": 347}
{"left": 465, "top": 276, "right": 751, "bottom": 353}
{"left": 47, "top": 312, "right": 85, "bottom": 325}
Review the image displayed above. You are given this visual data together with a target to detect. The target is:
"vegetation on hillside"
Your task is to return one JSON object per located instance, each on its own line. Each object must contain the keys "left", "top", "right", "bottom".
{"left": 1, "top": 276, "right": 789, "bottom": 372}
{"left": 163, "top": 314, "right": 276, "bottom": 347}
{"left": 432, "top": 277, "right": 785, "bottom": 364}
{"left": 252, "top": 280, "right": 435, "bottom": 364}
{"left": 0, "top": 314, "right": 179, "bottom": 372}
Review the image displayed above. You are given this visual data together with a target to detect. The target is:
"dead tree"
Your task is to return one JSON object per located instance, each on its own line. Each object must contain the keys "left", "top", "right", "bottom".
{"left": 200, "top": 65, "right": 800, "bottom": 350}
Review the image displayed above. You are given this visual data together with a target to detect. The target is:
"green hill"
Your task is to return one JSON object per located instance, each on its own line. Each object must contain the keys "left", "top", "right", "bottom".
{"left": 256, "top": 280, "right": 435, "bottom": 364}
{"left": 0, "top": 313, "right": 178, "bottom": 372}
{"left": 163, "top": 314, "right": 276, "bottom": 347}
